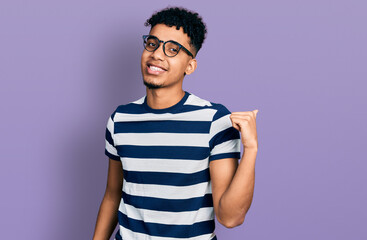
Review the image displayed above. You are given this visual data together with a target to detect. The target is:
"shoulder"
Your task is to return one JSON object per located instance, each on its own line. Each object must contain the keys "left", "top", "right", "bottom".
{"left": 184, "top": 92, "right": 230, "bottom": 112}
{"left": 184, "top": 92, "right": 232, "bottom": 119}
{"left": 183, "top": 93, "right": 213, "bottom": 107}
{"left": 211, "top": 103, "right": 231, "bottom": 117}
{"left": 110, "top": 95, "right": 146, "bottom": 121}
{"left": 209, "top": 102, "right": 232, "bottom": 121}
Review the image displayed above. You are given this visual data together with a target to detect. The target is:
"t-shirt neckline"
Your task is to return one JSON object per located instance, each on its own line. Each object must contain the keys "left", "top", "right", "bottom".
{"left": 143, "top": 91, "right": 190, "bottom": 113}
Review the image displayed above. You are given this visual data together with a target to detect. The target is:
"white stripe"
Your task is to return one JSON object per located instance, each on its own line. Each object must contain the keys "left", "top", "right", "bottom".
{"left": 211, "top": 139, "right": 241, "bottom": 156}
{"left": 130, "top": 96, "right": 145, "bottom": 104}
{"left": 184, "top": 94, "right": 212, "bottom": 107}
{"left": 106, "top": 116, "right": 114, "bottom": 134}
{"left": 105, "top": 116, "right": 119, "bottom": 157}
{"left": 122, "top": 157, "right": 209, "bottom": 173}
{"left": 114, "top": 108, "right": 216, "bottom": 122}
{"left": 118, "top": 225, "right": 216, "bottom": 240}
{"left": 123, "top": 179, "right": 212, "bottom": 199}
{"left": 119, "top": 201, "right": 214, "bottom": 225}
{"left": 114, "top": 132, "right": 209, "bottom": 147}
{"left": 105, "top": 140, "right": 119, "bottom": 157}
{"left": 209, "top": 114, "right": 232, "bottom": 139}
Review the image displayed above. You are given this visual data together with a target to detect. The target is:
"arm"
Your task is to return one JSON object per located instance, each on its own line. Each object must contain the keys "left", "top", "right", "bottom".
{"left": 93, "top": 159, "right": 123, "bottom": 240}
{"left": 210, "top": 110, "right": 259, "bottom": 228}
{"left": 210, "top": 150, "right": 257, "bottom": 228}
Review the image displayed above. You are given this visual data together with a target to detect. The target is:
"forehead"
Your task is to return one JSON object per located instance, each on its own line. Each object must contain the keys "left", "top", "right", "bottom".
{"left": 149, "top": 24, "right": 191, "bottom": 46}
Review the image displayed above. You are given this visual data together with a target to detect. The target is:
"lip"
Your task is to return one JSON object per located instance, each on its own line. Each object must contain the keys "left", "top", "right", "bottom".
{"left": 147, "top": 62, "right": 167, "bottom": 71}
{"left": 146, "top": 63, "right": 167, "bottom": 75}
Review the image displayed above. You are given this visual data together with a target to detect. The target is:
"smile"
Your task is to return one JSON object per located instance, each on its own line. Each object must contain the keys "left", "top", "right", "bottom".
{"left": 147, "top": 64, "right": 167, "bottom": 75}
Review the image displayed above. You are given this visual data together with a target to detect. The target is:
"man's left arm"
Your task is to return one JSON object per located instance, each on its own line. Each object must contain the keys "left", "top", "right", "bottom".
{"left": 210, "top": 110, "right": 259, "bottom": 228}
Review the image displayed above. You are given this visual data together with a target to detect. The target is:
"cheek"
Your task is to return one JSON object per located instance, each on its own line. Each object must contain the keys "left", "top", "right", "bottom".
{"left": 141, "top": 50, "right": 150, "bottom": 62}
{"left": 141, "top": 55, "right": 149, "bottom": 70}
{"left": 170, "top": 59, "right": 187, "bottom": 73}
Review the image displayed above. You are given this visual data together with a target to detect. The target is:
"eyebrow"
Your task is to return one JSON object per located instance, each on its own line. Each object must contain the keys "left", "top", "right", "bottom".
{"left": 149, "top": 35, "right": 189, "bottom": 46}
{"left": 149, "top": 35, "right": 175, "bottom": 42}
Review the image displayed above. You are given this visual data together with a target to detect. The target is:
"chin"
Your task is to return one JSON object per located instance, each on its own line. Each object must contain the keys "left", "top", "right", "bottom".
{"left": 143, "top": 79, "right": 163, "bottom": 89}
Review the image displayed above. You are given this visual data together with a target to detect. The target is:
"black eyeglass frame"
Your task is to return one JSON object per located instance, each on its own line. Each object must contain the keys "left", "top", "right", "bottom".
{"left": 142, "top": 35, "right": 195, "bottom": 58}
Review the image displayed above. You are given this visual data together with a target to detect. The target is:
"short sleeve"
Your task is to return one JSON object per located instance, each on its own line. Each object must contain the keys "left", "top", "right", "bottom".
{"left": 104, "top": 110, "right": 120, "bottom": 161}
{"left": 209, "top": 104, "right": 241, "bottom": 162}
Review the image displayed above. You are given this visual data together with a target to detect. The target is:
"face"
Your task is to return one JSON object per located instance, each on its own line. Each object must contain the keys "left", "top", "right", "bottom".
{"left": 141, "top": 24, "right": 197, "bottom": 90}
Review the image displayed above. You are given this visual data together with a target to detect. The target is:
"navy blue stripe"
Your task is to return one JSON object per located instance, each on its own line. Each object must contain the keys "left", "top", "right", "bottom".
{"left": 211, "top": 104, "right": 229, "bottom": 121}
{"left": 111, "top": 110, "right": 117, "bottom": 120}
{"left": 115, "top": 103, "right": 145, "bottom": 114}
{"left": 209, "top": 152, "right": 241, "bottom": 162}
{"left": 105, "top": 149, "right": 120, "bottom": 161}
{"left": 123, "top": 168, "right": 210, "bottom": 186}
{"left": 114, "top": 229, "right": 122, "bottom": 240}
{"left": 122, "top": 192, "right": 213, "bottom": 212}
{"left": 118, "top": 211, "right": 215, "bottom": 238}
{"left": 105, "top": 127, "right": 114, "bottom": 146}
{"left": 116, "top": 145, "right": 210, "bottom": 160}
{"left": 209, "top": 127, "right": 240, "bottom": 150}
{"left": 115, "top": 120, "right": 211, "bottom": 134}
{"left": 142, "top": 91, "right": 190, "bottom": 114}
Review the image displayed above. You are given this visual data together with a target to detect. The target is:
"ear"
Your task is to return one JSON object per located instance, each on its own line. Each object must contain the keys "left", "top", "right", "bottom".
{"left": 185, "top": 58, "right": 197, "bottom": 75}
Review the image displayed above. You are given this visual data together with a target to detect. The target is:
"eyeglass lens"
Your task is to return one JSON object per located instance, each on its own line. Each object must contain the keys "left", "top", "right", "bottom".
{"left": 144, "top": 36, "right": 180, "bottom": 57}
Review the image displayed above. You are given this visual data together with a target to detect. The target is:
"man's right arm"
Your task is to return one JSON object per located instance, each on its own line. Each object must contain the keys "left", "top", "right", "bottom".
{"left": 93, "top": 158, "right": 123, "bottom": 240}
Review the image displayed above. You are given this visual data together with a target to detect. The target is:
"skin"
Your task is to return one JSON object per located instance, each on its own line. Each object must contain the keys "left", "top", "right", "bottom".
{"left": 210, "top": 110, "right": 258, "bottom": 228}
{"left": 93, "top": 159, "right": 123, "bottom": 240}
{"left": 93, "top": 23, "right": 259, "bottom": 239}
{"left": 140, "top": 23, "right": 197, "bottom": 109}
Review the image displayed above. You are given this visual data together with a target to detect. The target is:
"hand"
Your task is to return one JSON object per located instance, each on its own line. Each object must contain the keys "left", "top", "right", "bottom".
{"left": 230, "top": 110, "right": 259, "bottom": 150}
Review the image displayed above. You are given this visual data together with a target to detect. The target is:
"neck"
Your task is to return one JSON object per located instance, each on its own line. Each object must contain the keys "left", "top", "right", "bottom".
{"left": 145, "top": 88, "right": 185, "bottom": 110}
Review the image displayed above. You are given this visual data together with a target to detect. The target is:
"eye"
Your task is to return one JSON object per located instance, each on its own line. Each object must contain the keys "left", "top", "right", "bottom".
{"left": 169, "top": 48, "right": 178, "bottom": 52}
{"left": 148, "top": 42, "right": 156, "bottom": 47}
{"left": 165, "top": 42, "right": 180, "bottom": 55}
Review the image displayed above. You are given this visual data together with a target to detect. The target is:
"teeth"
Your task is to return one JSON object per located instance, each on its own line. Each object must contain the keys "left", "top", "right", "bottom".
{"left": 149, "top": 65, "right": 165, "bottom": 72}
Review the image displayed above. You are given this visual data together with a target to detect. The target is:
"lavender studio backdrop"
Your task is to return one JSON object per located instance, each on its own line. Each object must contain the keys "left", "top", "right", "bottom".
{"left": 1, "top": 0, "right": 366, "bottom": 239}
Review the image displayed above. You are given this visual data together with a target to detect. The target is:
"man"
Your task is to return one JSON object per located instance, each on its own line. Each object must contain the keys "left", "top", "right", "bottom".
{"left": 93, "top": 6, "right": 258, "bottom": 240}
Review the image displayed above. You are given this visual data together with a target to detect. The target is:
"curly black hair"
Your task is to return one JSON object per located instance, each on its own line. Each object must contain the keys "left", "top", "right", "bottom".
{"left": 144, "top": 6, "right": 207, "bottom": 57}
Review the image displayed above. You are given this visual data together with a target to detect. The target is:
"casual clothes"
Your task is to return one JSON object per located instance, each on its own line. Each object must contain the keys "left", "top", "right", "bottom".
{"left": 105, "top": 91, "right": 241, "bottom": 240}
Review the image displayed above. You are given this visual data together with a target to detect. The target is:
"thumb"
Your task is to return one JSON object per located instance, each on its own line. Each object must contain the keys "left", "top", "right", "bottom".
{"left": 253, "top": 109, "right": 259, "bottom": 118}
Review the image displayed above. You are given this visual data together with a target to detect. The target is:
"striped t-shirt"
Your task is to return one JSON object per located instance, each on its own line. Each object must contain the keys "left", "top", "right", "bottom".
{"left": 104, "top": 91, "right": 241, "bottom": 240}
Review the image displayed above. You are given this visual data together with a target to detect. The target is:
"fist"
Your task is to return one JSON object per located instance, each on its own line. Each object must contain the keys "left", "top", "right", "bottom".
{"left": 230, "top": 109, "right": 259, "bottom": 150}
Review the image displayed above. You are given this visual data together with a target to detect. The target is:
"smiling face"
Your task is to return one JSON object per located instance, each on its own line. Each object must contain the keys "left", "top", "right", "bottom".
{"left": 141, "top": 24, "right": 197, "bottom": 90}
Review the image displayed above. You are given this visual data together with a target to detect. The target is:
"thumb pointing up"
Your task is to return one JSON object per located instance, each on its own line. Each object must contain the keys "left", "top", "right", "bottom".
{"left": 253, "top": 109, "right": 259, "bottom": 119}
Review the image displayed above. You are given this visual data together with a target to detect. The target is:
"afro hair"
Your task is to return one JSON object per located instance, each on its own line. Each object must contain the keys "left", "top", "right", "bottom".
{"left": 144, "top": 6, "right": 207, "bottom": 57}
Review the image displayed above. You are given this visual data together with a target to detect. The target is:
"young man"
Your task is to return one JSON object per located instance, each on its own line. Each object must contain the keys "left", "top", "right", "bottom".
{"left": 93, "top": 7, "right": 258, "bottom": 240}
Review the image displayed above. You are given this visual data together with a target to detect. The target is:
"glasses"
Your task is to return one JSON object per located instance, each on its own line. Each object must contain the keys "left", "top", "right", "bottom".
{"left": 142, "top": 35, "right": 194, "bottom": 58}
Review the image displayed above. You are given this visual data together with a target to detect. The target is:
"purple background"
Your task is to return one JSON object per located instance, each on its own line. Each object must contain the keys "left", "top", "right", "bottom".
{"left": 1, "top": 0, "right": 366, "bottom": 239}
